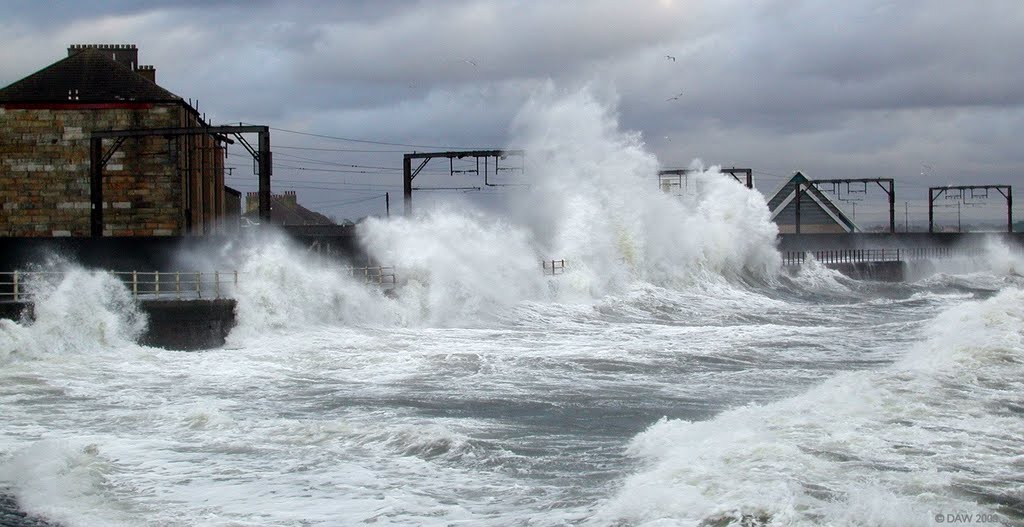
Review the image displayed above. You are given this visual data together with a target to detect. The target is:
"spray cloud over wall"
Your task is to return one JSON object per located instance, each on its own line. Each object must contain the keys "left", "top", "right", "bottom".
{"left": 418, "top": 83, "right": 782, "bottom": 293}
{"left": 355, "top": 84, "right": 782, "bottom": 309}
{"left": 221, "top": 84, "right": 783, "bottom": 331}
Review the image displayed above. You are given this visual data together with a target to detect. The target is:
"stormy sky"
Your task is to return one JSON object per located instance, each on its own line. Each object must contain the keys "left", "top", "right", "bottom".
{"left": 3, "top": 0, "right": 1023, "bottom": 227}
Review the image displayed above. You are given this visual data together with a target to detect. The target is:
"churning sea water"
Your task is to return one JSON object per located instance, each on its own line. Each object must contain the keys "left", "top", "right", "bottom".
{"left": 1, "top": 87, "right": 1022, "bottom": 526}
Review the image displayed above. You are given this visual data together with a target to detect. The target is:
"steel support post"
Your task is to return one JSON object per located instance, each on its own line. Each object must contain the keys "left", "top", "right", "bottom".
{"left": 258, "top": 129, "right": 272, "bottom": 224}
{"left": 928, "top": 188, "right": 936, "bottom": 233}
{"left": 403, "top": 155, "right": 413, "bottom": 215}
{"left": 90, "top": 137, "right": 103, "bottom": 237}
{"left": 888, "top": 180, "right": 895, "bottom": 234}
{"left": 1008, "top": 187, "right": 1013, "bottom": 233}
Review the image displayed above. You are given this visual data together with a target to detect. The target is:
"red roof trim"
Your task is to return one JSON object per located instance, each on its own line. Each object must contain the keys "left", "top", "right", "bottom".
{"left": 1, "top": 102, "right": 156, "bottom": 110}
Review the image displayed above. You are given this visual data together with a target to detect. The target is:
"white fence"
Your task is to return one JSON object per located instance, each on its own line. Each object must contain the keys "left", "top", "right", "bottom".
{"left": 0, "top": 266, "right": 397, "bottom": 302}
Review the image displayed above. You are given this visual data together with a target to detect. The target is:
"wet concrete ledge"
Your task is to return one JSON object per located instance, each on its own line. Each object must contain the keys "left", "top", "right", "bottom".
{"left": 826, "top": 261, "right": 906, "bottom": 282}
{"left": 0, "top": 299, "right": 236, "bottom": 351}
{"left": 138, "top": 299, "right": 236, "bottom": 350}
{"left": 0, "top": 302, "right": 26, "bottom": 324}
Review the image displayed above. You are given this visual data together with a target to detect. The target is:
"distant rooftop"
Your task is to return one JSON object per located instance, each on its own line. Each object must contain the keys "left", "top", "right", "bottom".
{"left": 242, "top": 191, "right": 336, "bottom": 226}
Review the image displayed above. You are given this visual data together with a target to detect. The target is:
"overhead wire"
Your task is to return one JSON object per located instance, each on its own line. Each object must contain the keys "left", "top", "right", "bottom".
{"left": 275, "top": 145, "right": 411, "bottom": 153}
{"left": 272, "top": 151, "right": 403, "bottom": 171}
{"left": 225, "top": 151, "right": 455, "bottom": 177}
{"left": 239, "top": 123, "right": 477, "bottom": 150}
{"left": 309, "top": 194, "right": 390, "bottom": 208}
{"left": 219, "top": 127, "right": 524, "bottom": 215}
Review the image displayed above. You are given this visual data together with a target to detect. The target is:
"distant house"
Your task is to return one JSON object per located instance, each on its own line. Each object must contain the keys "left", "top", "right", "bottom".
{"left": 767, "top": 172, "right": 857, "bottom": 233}
{"left": 241, "top": 191, "right": 334, "bottom": 226}
{"left": 0, "top": 44, "right": 232, "bottom": 237}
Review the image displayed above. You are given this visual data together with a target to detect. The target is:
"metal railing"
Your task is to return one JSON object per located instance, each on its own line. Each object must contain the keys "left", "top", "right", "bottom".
{"left": 345, "top": 266, "right": 397, "bottom": 285}
{"left": 0, "top": 266, "right": 399, "bottom": 302}
{"left": 781, "top": 247, "right": 968, "bottom": 266}
{"left": 0, "top": 270, "right": 240, "bottom": 302}
{"left": 543, "top": 259, "right": 566, "bottom": 275}
{"left": 114, "top": 270, "right": 238, "bottom": 299}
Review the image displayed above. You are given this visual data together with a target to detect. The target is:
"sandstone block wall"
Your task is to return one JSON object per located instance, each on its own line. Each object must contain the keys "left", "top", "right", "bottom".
{"left": 0, "top": 103, "right": 227, "bottom": 237}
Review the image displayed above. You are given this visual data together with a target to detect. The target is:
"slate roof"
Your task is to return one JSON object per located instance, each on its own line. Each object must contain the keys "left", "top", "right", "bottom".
{"left": 0, "top": 47, "right": 180, "bottom": 103}
{"left": 767, "top": 172, "right": 857, "bottom": 231}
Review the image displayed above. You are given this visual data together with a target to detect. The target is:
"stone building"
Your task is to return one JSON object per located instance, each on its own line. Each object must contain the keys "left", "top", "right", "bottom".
{"left": 0, "top": 44, "right": 232, "bottom": 237}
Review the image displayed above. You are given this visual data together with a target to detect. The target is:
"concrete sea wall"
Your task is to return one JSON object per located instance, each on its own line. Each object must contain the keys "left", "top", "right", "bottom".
{"left": 0, "top": 299, "right": 235, "bottom": 351}
{"left": 138, "top": 299, "right": 236, "bottom": 350}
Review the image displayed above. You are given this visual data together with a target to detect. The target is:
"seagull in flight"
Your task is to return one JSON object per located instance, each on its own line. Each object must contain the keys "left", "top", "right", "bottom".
{"left": 461, "top": 58, "right": 478, "bottom": 67}
{"left": 666, "top": 90, "right": 684, "bottom": 101}
{"left": 666, "top": 55, "right": 676, "bottom": 61}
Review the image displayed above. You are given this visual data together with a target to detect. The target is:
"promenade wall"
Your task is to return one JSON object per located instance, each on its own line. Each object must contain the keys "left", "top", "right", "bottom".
{"left": 2, "top": 231, "right": 1019, "bottom": 350}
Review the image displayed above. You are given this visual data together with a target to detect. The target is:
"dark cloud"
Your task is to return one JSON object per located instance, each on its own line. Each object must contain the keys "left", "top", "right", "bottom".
{"left": 3, "top": 0, "right": 1024, "bottom": 222}
{"left": 2, "top": 1, "right": 407, "bottom": 28}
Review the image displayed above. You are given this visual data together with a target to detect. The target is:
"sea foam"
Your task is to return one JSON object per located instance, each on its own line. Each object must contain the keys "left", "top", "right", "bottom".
{"left": 594, "top": 287, "right": 1024, "bottom": 526}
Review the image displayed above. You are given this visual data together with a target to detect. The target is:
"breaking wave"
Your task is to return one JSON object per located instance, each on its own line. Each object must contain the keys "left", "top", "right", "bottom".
{"left": 0, "top": 264, "right": 146, "bottom": 362}
{"left": 594, "top": 287, "right": 1024, "bottom": 526}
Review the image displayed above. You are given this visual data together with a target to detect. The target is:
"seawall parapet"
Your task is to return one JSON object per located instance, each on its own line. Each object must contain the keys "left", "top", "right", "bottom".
{"left": 778, "top": 232, "right": 1024, "bottom": 251}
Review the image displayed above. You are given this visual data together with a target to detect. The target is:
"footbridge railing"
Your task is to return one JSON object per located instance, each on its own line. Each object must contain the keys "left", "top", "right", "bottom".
{"left": 781, "top": 247, "right": 967, "bottom": 266}
{"left": 0, "top": 266, "right": 397, "bottom": 302}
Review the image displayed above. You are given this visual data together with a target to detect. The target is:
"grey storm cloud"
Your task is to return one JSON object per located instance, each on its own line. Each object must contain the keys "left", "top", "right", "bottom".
{"left": 2, "top": 0, "right": 1024, "bottom": 222}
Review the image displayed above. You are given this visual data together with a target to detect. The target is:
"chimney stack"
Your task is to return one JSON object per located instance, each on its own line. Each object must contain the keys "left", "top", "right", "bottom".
{"left": 68, "top": 44, "right": 156, "bottom": 83}
{"left": 246, "top": 192, "right": 259, "bottom": 213}
{"left": 136, "top": 64, "right": 156, "bottom": 83}
{"left": 68, "top": 44, "right": 139, "bottom": 70}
